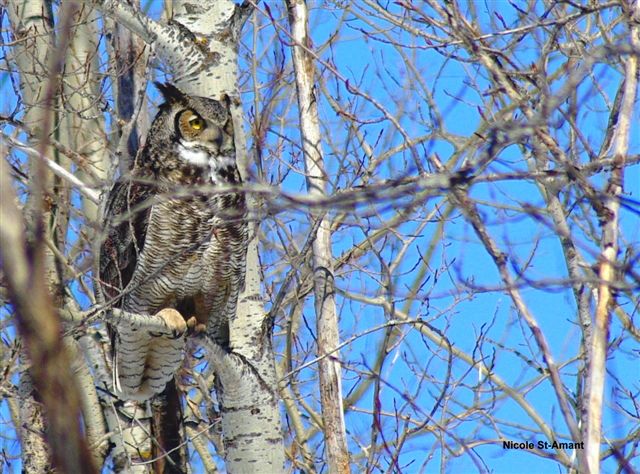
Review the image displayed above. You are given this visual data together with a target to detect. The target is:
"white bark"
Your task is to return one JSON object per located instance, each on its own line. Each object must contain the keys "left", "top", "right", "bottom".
{"left": 5, "top": 0, "right": 53, "bottom": 131}
{"left": 98, "top": 0, "right": 207, "bottom": 83}
{"left": 6, "top": 2, "right": 60, "bottom": 471}
{"left": 61, "top": 3, "right": 110, "bottom": 223}
{"left": 66, "top": 337, "right": 109, "bottom": 465}
{"left": 16, "top": 368, "right": 50, "bottom": 473}
{"left": 585, "top": 10, "right": 639, "bottom": 474}
{"left": 286, "top": 1, "right": 350, "bottom": 472}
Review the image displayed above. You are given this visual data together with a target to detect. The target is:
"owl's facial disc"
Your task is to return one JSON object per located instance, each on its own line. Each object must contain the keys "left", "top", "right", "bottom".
{"left": 176, "top": 109, "right": 226, "bottom": 167}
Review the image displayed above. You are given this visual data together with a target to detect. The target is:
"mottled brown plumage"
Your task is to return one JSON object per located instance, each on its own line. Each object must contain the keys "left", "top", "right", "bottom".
{"left": 98, "top": 83, "right": 247, "bottom": 401}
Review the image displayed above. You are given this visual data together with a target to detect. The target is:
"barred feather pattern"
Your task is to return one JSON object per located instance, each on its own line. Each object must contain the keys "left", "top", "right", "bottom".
{"left": 98, "top": 85, "right": 247, "bottom": 401}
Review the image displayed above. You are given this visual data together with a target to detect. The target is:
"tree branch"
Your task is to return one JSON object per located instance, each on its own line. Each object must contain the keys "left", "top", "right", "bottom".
{"left": 0, "top": 154, "right": 97, "bottom": 474}
{"left": 286, "top": 1, "right": 351, "bottom": 472}
{"left": 585, "top": 8, "right": 639, "bottom": 474}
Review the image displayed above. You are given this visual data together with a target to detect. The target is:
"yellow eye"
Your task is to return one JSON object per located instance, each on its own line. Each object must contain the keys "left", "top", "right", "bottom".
{"left": 188, "top": 115, "right": 204, "bottom": 130}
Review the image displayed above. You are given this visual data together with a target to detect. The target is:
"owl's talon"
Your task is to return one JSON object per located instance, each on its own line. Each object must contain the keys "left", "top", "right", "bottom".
{"left": 186, "top": 316, "right": 206, "bottom": 335}
{"left": 156, "top": 308, "right": 187, "bottom": 337}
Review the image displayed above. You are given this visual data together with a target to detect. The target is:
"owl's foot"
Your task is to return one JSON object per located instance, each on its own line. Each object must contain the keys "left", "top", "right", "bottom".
{"left": 156, "top": 308, "right": 187, "bottom": 339}
{"left": 186, "top": 316, "right": 207, "bottom": 335}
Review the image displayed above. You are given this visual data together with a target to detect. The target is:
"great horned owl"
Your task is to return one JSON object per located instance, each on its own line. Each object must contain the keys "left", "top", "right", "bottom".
{"left": 98, "top": 83, "right": 248, "bottom": 401}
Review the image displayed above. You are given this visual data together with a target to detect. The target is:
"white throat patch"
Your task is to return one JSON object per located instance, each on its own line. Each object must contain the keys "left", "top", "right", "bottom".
{"left": 178, "top": 141, "right": 209, "bottom": 166}
{"left": 179, "top": 141, "right": 237, "bottom": 184}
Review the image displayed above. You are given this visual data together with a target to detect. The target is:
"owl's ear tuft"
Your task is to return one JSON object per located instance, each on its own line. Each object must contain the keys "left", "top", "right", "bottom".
{"left": 154, "top": 82, "right": 186, "bottom": 104}
{"left": 220, "top": 93, "right": 237, "bottom": 109}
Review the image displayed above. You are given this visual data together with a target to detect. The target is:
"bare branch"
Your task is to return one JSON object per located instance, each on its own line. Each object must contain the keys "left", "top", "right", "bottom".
{"left": 585, "top": 8, "right": 639, "bottom": 474}
{"left": 0, "top": 154, "right": 96, "bottom": 474}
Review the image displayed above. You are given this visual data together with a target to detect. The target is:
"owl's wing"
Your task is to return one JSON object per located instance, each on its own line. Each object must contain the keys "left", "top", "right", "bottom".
{"left": 99, "top": 179, "right": 154, "bottom": 305}
{"left": 99, "top": 179, "right": 155, "bottom": 393}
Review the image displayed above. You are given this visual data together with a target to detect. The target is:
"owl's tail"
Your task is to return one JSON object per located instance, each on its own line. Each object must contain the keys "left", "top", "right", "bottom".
{"left": 111, "top": 316, "right": 187, "bottom": 402}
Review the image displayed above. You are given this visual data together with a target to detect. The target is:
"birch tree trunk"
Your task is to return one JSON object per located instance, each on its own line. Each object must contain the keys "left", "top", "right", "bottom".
{"left": 286, "top": 1, "right": 350, "bottom": 472}
{"left": 4, "top": 4, "right": 56, "bottom": 466}
{"left": 585, "top": 8, "right": 639, "bottom": 474}
{"left": 5, "top": 1, "right": 97, "bottom": 472}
